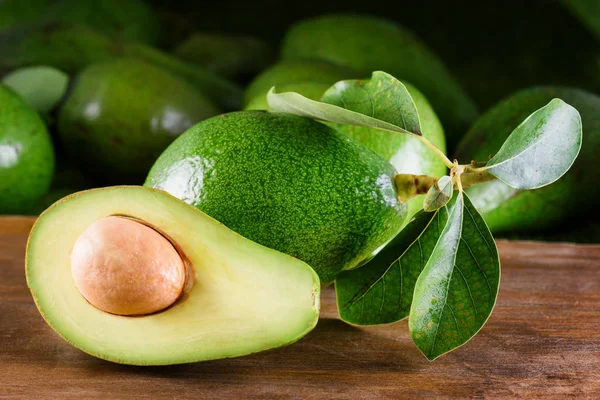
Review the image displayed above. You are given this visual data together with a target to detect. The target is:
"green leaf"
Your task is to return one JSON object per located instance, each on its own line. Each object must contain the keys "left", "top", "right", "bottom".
{"left": 409, "top": 192, "right": 500, "bottom": 361}
{"left": 485, "top": 99, "right": 582, "bottom": 190}
{"left": 423, "top": 175, "right": 453, "bottom": 212}
{"left": 336, "top": 208, "right": 449, "bottom": 325}
{"left": 267, "top": 71, "right": 422, "bottom": 136}
{"left": 2, "top": 66, "right": 69, "bottom": 116}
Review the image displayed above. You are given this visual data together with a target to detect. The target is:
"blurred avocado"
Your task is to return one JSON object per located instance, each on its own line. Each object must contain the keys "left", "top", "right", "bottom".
{"left": 57, "top": 59, "right": 220, "bottom": 184}
{"left": 280, "top": 14, "right": 478, "bottom": 146}
{"left": 0, "top": 84, "right": 54, "bottom": 214}
{"left": 455, "top": 86, "right": 600, "bottom": 234}
{"left": 244, "top": 59, "right": 362, "bottom": 108}
{"left": 2, "top": 66, "right": 69, "bottom": 120}
{"left": 174, "top": 33, "right": 275, "bottom": 82}
{"left": 0, "top": 23, "right": 243, "bottom": 110}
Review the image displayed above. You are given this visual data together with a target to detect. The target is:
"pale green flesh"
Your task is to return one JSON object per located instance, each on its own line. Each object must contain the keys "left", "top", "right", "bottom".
{"left": 26, "top": 186, "right": 320, "bottom": 365}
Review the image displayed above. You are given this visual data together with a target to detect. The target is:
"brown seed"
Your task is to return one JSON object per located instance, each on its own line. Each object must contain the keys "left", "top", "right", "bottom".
{"left": 71, "top": 216, "right": 185, "bottom": 316}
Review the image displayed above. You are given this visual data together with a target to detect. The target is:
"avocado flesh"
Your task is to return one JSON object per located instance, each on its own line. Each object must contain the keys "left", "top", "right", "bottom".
{"left": 0, "top": 23, "right": 242, "bottom": 110}
{"left": 58, "top": 59, "right": 220, "bottom": 185}
{"left": 0, "top": 85, "right": 54, "bottom": 214}
{"left": 26, "top": 186, "right": 320, "bottom": 365}
{"left": 145, "top": 111, "right": 408, "bottom": 284}
{"left": 455, "top": 86, "right": 600, "bottom": 233}
{"left": 280, "top": 14, "right": 478, "bottom": 144}
{"left": 244, "top": 64, "right": 447, "bottom": 220}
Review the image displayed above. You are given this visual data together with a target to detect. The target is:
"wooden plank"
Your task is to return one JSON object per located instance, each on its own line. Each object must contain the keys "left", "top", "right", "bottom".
{"left": 0, "top": 216, "right": 599, "bottom": 399}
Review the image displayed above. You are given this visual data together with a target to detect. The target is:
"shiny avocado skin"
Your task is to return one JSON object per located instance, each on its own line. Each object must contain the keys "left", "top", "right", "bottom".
{"left": 281, "top": 14, "right": 478, "bottom": 144}
{"left": 145, "top": 111, "right": 408, "bottom": 284}
{"left": 0, "top": 85, "right": 54, "bottom": 214}
{"left": 455, "top": 86, "right": 600, "bottom": 233}
{"left": 58, "top": 59, "right": 220, "bottom": 185}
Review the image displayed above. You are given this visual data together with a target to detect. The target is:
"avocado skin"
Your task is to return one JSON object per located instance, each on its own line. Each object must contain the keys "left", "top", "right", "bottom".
{"left": 455, "top": 86, "right": 600, "bottom": 233}
{"left": 145, "top": 111, "right": 407, "bottom": 283}
{"left": 244, "top": 61, "right": 447, "bottom": 219}
{"left": 58, "top": 59, "right": 220, "bottom": 185}
{"left": 0, "top": 23, "right": 243, "bottom": 110}
{"left": 281, "top": 14, "right": 478, "bottom": 145}
{"left": 244, "top": 60, "right": 362, "bottom": 108}
{"left": 0, "top": 85, "right": 54, "bottom": 214}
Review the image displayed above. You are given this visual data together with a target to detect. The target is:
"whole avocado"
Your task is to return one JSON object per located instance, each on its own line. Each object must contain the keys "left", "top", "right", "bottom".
{"left": 0, "top": 85, "right": 54, "bottom": 214}
{"left": 280, "top": 14, "right": 478, "bottom": 144}
{"left": 244, "top": 61, "right": 446, "bottom": 219}
{"left": 455, "top": 86, "right": 600, "bottom": 233}
{"left": 145, "top": 111, "right": 408, "bottom": 284}
{"left": 58, "top": 59, "right": 220, "bottom": 184}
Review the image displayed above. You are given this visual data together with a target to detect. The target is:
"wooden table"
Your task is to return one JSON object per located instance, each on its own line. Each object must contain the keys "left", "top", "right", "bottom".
{"left": 1, "top": 216, "right": 599, "bottom": 399}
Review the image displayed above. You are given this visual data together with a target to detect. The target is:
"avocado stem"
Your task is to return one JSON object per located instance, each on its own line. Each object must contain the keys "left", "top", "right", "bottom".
{"left": 417, "top": 135, "right": 454, "bottom": 169}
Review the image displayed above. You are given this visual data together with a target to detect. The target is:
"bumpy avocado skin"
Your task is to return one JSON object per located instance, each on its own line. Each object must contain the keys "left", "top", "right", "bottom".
{"left": 0, "top": 85, "right": 54, "bottom": 214}
{"left": 41, "top": 0, "right": 161, "bottom": 45}
{"left": 281, "top": 14, "right": 478, "bottom": 144}
{"left": 0, "top": 23, "right": 242, "bottom": 110}
{"left": 244, "top": 62, "right": 447, "bottom": 219}
{"left": 58, "top": 59, "right": 220, "bottom": 184}
{"left": 455, "top": 86, "right": 600, "bottom": 233}
{"left": 244, "top": 60, "right": 362, "bottom": 108}
{"left": 145, "top": 111, "right": 407, "bottom": 283}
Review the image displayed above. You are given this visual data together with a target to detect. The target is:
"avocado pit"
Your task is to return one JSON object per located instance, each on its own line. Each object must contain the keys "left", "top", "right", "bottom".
{"left": 70, "top": 216, "right": 185, "bottom": 316}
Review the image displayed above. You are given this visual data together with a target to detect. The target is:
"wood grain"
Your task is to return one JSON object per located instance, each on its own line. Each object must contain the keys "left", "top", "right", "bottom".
{"left": 1, "top": 216, "right": 599, "bottom": 399}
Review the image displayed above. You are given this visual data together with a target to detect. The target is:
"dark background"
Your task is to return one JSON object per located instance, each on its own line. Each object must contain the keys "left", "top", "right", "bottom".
{"left": 150, "top": 0, "right": 599, "bottom": 111}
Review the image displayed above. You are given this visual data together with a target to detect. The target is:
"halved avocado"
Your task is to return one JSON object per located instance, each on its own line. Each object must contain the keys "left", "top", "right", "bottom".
{"left": 26, "top": 186, "right": 320, "bottom": 365}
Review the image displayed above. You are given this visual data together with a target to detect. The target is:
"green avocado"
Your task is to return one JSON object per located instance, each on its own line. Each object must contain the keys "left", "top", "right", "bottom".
{"left": 174, "top": 33, "right": 275, "bottom": 82}
{"left": 145, "top": 111, "right": 408, "bottom": 284}
{"left": 57, "top": 59, "right": 220, "bottom": 184}
{"left": 0, "top": 23, "right": 243, "bottom": 110}
{"left": 0, "top": 85, "right": 54, "bottom": 214}
{"left": 243, "top": 60, "right": 362, "bottom": 108}
{"left": 26, "top": 186, "right": 320, "bottom": 365}
{"left": 455, "top": 86, "right": 600, "bottom": 233}
{"left": 41, "top": 0, "right": 161, "bottom": 45}
{"left": 280, "top": 14, "right": 478, "bottom": 144}
{"left": 243, "top": 61, "right": 446, "bottom": 220}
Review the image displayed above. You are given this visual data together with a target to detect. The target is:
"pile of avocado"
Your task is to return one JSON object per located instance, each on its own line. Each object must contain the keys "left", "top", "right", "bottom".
{"left": 1, "top": 0, "right": 599, "bottom": 365}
